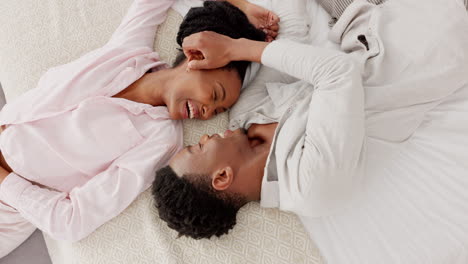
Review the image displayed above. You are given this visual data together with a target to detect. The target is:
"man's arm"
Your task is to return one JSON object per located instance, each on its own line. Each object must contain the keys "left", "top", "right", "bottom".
{"left": 260, "top": 40, "right": 365, "bottom": 216}
{"left": 0, "top": 125, "right": 181, "bottom": 241}
{"left": 181, "top": 33, "right": 365, "bottom": 215}
{"left": 317, "top": 0, "right": 387, "bottom": 20}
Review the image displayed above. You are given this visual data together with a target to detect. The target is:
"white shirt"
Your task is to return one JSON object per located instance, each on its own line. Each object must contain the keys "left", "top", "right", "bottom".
{"left": 230, "top": 0, "right": 468, "bottom": 262}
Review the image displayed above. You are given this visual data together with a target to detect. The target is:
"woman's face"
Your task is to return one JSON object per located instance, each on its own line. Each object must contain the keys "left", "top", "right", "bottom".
{"left": 166, "top": 62, "right": 242, "bottom": 120}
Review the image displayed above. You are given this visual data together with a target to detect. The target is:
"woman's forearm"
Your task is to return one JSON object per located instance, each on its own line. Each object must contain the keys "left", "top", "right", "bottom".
{"left": 224, "top": 0, "right": 248, "bottom": 12}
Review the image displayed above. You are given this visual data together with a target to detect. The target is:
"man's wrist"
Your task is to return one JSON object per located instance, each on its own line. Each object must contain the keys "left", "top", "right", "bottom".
{"left": 231, "top": 38, "right": 269, "bottom": 63}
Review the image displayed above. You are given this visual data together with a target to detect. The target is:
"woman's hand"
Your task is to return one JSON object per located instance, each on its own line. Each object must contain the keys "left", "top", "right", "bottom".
{"left": 243, "top": 2, "right": 280, "bottom": 42}
{"left": 227, "top": 0, "right": 280, "bottom": 42}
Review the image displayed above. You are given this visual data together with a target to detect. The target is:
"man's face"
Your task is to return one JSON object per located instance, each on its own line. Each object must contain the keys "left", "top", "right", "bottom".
{"left": 169, "top": 129, "right": 251, "bottom": 180}
{"left": 169, "top": 125, "right": 276, "bottom": 201}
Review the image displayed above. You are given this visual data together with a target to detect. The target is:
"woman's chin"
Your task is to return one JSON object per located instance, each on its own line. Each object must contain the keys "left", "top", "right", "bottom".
{"left": 168, "top": 110, "right": 182, "bottom": 120}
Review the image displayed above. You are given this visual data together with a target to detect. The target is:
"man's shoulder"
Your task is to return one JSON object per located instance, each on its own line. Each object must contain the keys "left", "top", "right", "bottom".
{"left": 316, "top": 0, "right": 387, "bottom": 20}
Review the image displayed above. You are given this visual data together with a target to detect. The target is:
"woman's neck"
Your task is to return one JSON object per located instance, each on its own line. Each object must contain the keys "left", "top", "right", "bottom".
{"left": 113, "top": 69, "right": 173, "bottom": 106}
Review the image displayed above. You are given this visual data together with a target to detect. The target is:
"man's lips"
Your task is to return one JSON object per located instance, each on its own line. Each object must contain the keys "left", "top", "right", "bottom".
{"left": 224, "top": 129, "right": 233, "bottom": 138}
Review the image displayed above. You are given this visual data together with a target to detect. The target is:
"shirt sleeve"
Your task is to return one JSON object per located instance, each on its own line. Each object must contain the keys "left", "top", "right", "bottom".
{"left": 261, "top": 39, "right": 365, "bottom": 216}
{"left": 107, "top": 0, "right": 176, "bottom": 48}
{"left": 0, "top": 199, "right": 36, "bottom": 258}
{"left": 0, "top": 132, "right": 181, "bottom": 242}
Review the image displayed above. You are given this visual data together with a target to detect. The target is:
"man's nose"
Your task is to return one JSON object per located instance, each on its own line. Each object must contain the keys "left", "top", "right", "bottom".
{"left": 200, "top": 134, "right": 210, "bottom": 144}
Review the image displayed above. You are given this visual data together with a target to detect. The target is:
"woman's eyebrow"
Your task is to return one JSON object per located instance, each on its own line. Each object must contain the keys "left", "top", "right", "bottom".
{"left": 217, "top": 82, "right": 226, "bottom": 101}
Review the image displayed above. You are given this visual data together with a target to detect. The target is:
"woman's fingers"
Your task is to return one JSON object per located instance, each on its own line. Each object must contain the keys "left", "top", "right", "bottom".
{"left": 268, "top": 24, "right": 279, "bottom": 32}
{"left": 268, "top": 12, "right": 280, "bottom": 25}
{"left": 263, "top": 12, "right": 280, "bottom": 41}
{"left": 262, "top": 28, "right": 278, "bottom": 42}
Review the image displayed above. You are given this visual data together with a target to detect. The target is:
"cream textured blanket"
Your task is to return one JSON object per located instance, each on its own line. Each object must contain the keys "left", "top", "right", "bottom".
{"left": 0, "top": 1, "right": 321, "bottom": 263}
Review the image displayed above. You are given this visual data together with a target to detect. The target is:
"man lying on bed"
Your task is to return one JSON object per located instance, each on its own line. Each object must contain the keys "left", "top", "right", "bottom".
{"left": 152, "top": 0, "right": 468, "bottom": 262}
{"left": 0, "top": 0, "right": 281, "bottom": 258}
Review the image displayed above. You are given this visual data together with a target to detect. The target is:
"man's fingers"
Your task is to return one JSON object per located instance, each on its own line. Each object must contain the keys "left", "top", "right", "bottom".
{"left": 182, "top": 35, "right": 197, "bottom": 50}
{"left": 183, "top": 48, "right": 193, "bottom": 61}
{"left": 187, "top": 59, "right": 211, "bottom": 70}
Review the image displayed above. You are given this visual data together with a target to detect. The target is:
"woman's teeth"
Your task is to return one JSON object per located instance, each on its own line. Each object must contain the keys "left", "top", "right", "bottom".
{"left": 187, "top": 101, "right": 195, "bottom": 119}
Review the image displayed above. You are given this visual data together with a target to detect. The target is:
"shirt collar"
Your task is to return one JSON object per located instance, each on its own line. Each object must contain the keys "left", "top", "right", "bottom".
{"left": 260, "top": 176, "right": 280, "bottom": 208}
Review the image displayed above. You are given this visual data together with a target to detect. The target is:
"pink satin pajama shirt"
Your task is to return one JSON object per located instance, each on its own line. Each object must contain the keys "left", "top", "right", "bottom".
{"left": 0, "top": 0, "right": 182, "bottom": 257}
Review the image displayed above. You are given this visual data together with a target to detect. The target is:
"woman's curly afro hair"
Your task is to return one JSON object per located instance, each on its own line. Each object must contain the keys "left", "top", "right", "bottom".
{"left": 174, "top": 1, "right": 266, "bottom": 80}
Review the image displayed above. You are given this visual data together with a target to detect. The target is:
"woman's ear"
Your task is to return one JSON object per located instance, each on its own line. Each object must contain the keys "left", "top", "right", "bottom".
{"left": 211, "top": 167, "right": 234, "bottom": 191}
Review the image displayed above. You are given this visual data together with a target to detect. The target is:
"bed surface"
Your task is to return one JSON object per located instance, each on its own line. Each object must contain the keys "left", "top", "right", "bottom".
{"left": 0, "top": 1, "right": 322, "bottom": 263}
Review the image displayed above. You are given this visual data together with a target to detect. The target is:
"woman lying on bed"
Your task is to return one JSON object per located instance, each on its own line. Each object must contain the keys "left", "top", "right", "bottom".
{"left": 0, "top": 0, "right": 279, "bottom": 258}
{"left": 153, "top": 0, "right": 468, "bottom": 263}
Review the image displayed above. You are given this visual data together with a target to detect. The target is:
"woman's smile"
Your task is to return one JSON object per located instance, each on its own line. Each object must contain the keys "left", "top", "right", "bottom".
{"left": 183, "top": 99, "right": 200, "bottom": 119}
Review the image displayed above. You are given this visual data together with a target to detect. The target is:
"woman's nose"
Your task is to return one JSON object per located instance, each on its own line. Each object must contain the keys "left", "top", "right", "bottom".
{"left": 201, "top": 105, "right": 214, "bottom": 120}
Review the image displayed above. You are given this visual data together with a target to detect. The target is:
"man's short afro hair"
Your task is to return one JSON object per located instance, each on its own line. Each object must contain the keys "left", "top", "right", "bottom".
{"left": 152, "top": 166, "right": 245, "bottom": 239}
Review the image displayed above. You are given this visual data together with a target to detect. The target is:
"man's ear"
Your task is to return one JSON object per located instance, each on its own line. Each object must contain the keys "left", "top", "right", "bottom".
{"left": 212, "top": 167, "right": 234, "bottom": 191}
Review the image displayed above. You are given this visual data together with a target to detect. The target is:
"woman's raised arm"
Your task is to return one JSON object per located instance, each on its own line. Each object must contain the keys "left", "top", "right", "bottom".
{"left": 107, "top": 0, "right": 176, "bottom": 48}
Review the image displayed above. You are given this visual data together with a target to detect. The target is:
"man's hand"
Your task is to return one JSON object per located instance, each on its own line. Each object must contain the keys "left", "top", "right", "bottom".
{"left": 182, "top": 31, "right": 269, "bottom": 71}
{"left": 182, "top": 31, "right": 235, "bottom": 70}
